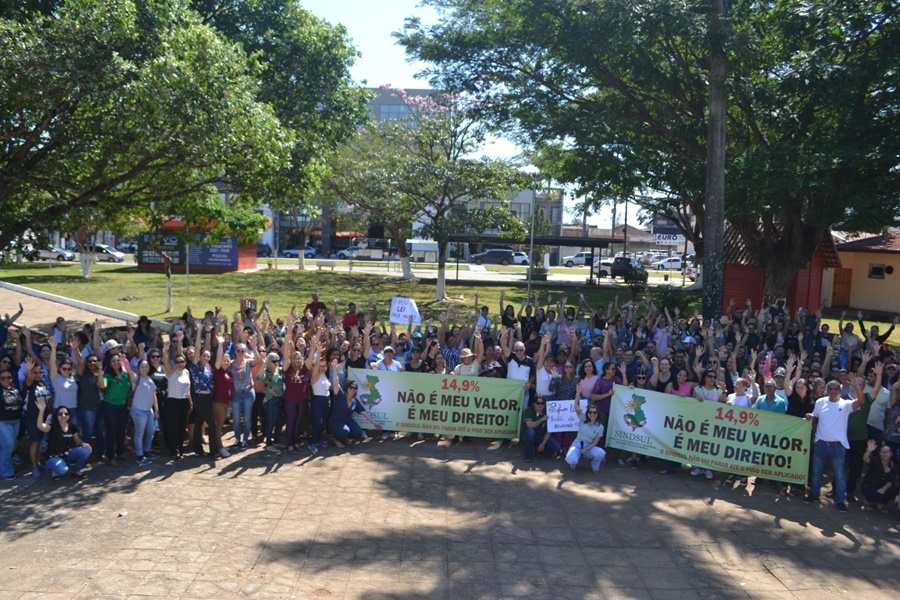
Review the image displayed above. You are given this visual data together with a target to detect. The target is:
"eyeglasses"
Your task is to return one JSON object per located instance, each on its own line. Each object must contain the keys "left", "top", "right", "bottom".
{"left": 587, "top": 410, "right": 598, "bottom": 415}
{"left": 149, "top": 355, "right": 161, "bottom": 359}
{"left": 58, "top": 412, "right": 69, "bottom": 417}
{"left": 0, "top": 375, "right": 11, "bottom": 381}
{"left": 534, "top": 401, "right": 545, "bottom": 405}
{"left": 636, "top": 375, "right": 648, "bottom": 380}
{"left": 706, "top": 374, "right": 716, "bottom": 379}
{"left": 348, "top": 385, "right": 358, "bottom": 390}
{"left": 175, "top": 359, "right": 186, "bottom": 364}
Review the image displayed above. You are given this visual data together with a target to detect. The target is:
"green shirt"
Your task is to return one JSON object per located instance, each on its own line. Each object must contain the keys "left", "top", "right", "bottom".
{"left": 847, "top": 390, "right": 873, "bottom": 441}
{"left": 103, "top": 371, "right": 131, "bottom": 406}
{"left": 257, "top": 368, "right": 285, "bottom": 403}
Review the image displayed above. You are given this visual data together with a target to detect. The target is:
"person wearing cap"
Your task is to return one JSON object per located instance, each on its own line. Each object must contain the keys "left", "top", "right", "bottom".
{"left": 373, "top": 345, "right": 403, "bottom": 372}
{"left": 804, "top": 375, "right": 867, "bottom": 513}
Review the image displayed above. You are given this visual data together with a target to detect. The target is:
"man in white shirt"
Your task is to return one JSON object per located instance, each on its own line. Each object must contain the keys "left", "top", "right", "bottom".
{"left": 803, "top": 376, "right": 866, "bottom": 513}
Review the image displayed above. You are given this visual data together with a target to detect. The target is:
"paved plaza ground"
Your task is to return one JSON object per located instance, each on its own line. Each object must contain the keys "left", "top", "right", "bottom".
{"left": 1, "top": 287, "right": 899, "bottom": 599}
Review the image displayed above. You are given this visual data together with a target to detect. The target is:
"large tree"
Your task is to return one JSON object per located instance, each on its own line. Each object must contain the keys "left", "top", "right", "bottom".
{"left": 332, "top": 88, "right": 527, "bottom": 300}
{"left": 0, "top": 0, "right": 291, "bottom": 248}
{"left": 193, "top": 0, "right": 371, "bottom": 229}
{"left": 398, "top": 0, "right": 900, "bottom": 300}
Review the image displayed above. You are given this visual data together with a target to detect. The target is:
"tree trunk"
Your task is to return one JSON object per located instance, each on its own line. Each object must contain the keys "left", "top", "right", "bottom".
{"left": 389, "top": 228, "right": 414, "bottom": 280}
{"left": 702, "top": 0, "right": 728, "bottom": 321}
{"left": 79, "top": 251, "right": 95, "bottom": 278}
{"left": 297, "top": 230, "right": 306, "bottom": 270}
{"left": 435, "top": 240, "right": 449, "bottom": 300}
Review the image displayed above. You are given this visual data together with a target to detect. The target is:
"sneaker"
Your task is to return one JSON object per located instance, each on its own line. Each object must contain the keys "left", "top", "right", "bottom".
{"left": 31, "top": 467, "right": 41, "bottom": 478}
{"left": 836, "top": 502, "right": 849, "bottom": 514}
{"left": 802, "top": 494, "right": 820, "bottom": 504}
{"left": 108, "top": 458, "right": 119, "bottom": 467}
{"left": 630, "top": 460, "right": 639, "bottom": 470}
{"left": 705, "top": 470, "right": 714, "bottom": 480}
{"left": 593, "top": 468, "right": 600, "bottom": 473}
{"left": 690, "top": 467, "right": 703, "bottom": 476}
{"left": 265, "top": 445, "right": 281, "bottom": 455}
{"left": 3, "top": 474, "right": 14, "bottom": 481}
{"left": 287, "top": 445, "right": 297, "bottom": 454}
{"left": 239, "top": 441, "right": 248, "bottom": 449}
{"left": 725, "top": 474, "right": 736, "bottom": 483}
{"left": 231, "top": 441, "right": 241, "bottom": 449}
{"left": 825, "top": 490, "right": 835, "bottom": 499}
{"left": 569, "top": 463, "right": 577, "bottom": 471}
{"left": 146, "top": 452, "right": 160, "bottom": 460}
{"left": 70, "top": 471, "right": 86, "bottom": 480}
{"left": 136, "top": 456, "right": 150, "bottom": 466}
{"left": 219, "top": 447, "right": 231, "bottom": 458}
{"left": 740, "top": 476, "right": 749, "bottom": 486}
{"left": 308, "top": 443, "right": 318, "bottom": 454}
{"left": 318, "top": 440, "right": 328, "bottom": 448}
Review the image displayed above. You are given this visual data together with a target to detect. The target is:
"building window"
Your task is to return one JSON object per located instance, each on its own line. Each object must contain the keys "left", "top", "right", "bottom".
{"left": 868, "top": 264, "right": 886, "bottom": 279}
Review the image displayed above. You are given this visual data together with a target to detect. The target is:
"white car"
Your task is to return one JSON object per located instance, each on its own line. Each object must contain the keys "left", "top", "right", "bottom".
{"left": 86, "top": 243, "right": 126, "bottom": 263}
{"left": 650, "top": 257, "right": 682, "bottom": 271}
{"left": 336, "top": 245, "right": 364, "bottom": 259}
{"left": 38, "top": 246, "right": 76, "bottom": 261}
{"left": 512, "top": 252, "right": 529, "bottom": 265}
{"left": 561, "top": 252, "right": 595, "bottom": 267}
{"left": 683, "top": 264, "right": 701, "bottom": 281}
{"left": 593, "top": 258, "right": 614, "bottom": 278}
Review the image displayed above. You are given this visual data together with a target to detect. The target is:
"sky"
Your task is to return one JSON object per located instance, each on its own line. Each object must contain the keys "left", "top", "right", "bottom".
{"left": 300, "top": 0, "right": 623, "bottom": 229}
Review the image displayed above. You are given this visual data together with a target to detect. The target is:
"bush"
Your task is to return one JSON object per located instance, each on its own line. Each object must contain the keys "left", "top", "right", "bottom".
{"left": 643, "top": 285, "right": 702, "bottom": 313}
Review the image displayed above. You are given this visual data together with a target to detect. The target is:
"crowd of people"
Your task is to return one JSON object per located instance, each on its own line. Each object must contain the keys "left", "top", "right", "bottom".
{"left": 0, "top": 291, "right": 898, "bottom": 515}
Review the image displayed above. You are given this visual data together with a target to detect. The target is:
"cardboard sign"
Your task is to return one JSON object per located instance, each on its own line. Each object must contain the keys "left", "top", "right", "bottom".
{"left": 389, "top": 296, "right": 422, "bottom": 326}
{"left": 547, "top": 399, "right": 589, "bottom": 433}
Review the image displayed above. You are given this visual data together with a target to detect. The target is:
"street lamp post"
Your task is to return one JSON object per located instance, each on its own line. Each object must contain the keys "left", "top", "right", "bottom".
{"left": 527, "top": 179, "right": 539, "bottom": 300}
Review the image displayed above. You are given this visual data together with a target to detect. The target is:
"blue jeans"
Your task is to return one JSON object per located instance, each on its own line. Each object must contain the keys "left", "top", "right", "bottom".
{"left": 838, "top": 348, "right": 849, "bottom": 370}
{"left": 329, "top": 418, "right": 363, "bottom": 443}
{"left": 263, "top": 397, "right": 283, "bottom": 447}
{"left": 231, "top": 389, "right": 255, "bottom": 444}
{"left": 566, "top": 442, "right": 607, "bottom": 472}
{"left": 130, "top": 407, "right": 155, "bottom": 458}
{"left": 811, "top": 440, "right": 847, "bottom": 503}
{"left": 311, "top": 395, "right": 330, "bottom": 445}
{"left": 0, "top": 420, "right": 20, "bottom": 478}
{"left": 47, "top": 445, "right": 91, "bottom": 476}
{"left": 521, "top": 427, "right": 562, "bottom": 459}
{"left": 77, "top": 408, "right": 104, "bottom": 458}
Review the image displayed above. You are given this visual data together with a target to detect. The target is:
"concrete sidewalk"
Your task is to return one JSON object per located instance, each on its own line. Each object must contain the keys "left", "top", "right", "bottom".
{"left": 1, "top": 287, "right": 897, "bottom": 599}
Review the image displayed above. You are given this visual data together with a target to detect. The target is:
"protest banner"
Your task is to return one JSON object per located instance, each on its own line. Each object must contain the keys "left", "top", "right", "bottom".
{"left": 607, "top": 385, "right": 811, "bottom": 484}
{"left": 546, "top": 399, "right": 588, "bottom": 433}
{"left": 389, "top": 296, "right": 422, "bottom": 326}
{"left": 347, "top": 368, "right": 524, "bottom": 438}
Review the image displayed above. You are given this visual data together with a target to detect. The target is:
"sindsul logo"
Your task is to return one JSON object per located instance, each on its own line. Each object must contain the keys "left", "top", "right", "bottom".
{"left": 623, "top": 393, "right": 648, "bottom": 430}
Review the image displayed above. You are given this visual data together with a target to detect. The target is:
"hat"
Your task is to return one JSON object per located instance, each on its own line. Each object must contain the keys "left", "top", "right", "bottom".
{"left": 411, "top": 332, "right": 423, "bottom": 339}
{"left": 138, "top": 315, "right": 151, "bottom": 324}
{"left": 683, "top": 336, "right": 697, "bottom": 344}
{"left": 459, "top": 348, "right": 474, "bottom": 359}
{"left": 773, "top": 367, "right": 787, "bottom": 377}
{"left": 101, "top": 340, "right": 120, "bottom": 353}
{"left": 383, "top": 346, "right": 394, "bottom": 353}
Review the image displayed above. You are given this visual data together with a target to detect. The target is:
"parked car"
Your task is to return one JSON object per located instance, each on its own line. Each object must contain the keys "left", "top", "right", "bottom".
{"left": 683, "top": 264, "right": 701, "bottom": 282}
{"left": 256, "top": 243, "right": 273, "bottom": 258}
{"left": 282, "top": 244, "right": 316, "bottom": 259}
{"left": 512, "top": 251, "right": 529, "bottom": 265}
{"left": 650, "top": 257, "right": 682, "bottom": 271}
{"left": 85, "top": 244, "right": 126, "bottom": 263}
{"left": 561, "top": 252, "right": 594, "bottom": 267}
{"left": 593, "top": 258, "right": 614, "bottom": 278}
{"left": 117, "top": 240, "right": 138, "bottom": 254}
{"left": 336, "top": 245, "right": 365, "bottom": 259}
{"left": 38, "top": 246, "right": 76, "bottom": 261}
{"left": 610, "top": 257, "right": 648, "bottom": 283}
{"left": 469, "top": 249, "right": 516, "bottom": 266}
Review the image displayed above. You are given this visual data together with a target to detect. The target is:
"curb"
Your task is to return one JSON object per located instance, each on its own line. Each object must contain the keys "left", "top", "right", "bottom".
{"left": 0, "top": 281, "right": 167, "bottom": 329}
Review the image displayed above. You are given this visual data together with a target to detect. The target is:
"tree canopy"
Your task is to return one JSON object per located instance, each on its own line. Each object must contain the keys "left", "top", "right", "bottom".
{"left": 0, "top": 0, "right": 369, "bottom": 250}
{"left": 398, "top": 0, "right": 900, "bottom": 297}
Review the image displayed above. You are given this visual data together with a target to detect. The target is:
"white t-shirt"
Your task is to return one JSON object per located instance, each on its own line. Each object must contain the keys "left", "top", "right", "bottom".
{"left": 727, "top": 393, "right": 753, "bottom": 408}
{"left": 535, "top": 367, "right": 553, "bottom": 396}
{"left": 812, "top": 397, "right": 857, "bottom": 449}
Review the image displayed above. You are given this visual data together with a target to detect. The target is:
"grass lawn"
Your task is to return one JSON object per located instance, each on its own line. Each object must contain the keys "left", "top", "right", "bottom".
{"left": 0, "top": 263, "right": 647, "bottom": 323}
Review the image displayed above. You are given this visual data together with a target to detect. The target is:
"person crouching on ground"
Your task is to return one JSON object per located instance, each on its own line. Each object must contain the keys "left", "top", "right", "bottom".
{"left": 35, "top": 399, "right": 90, "bottom": 479}
{"left": 566, "top": 382, "right": 606, "bottom": 473}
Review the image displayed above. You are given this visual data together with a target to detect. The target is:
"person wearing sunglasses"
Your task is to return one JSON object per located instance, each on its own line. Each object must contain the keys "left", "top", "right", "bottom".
{"left": 162, "top": 337, "right": 192, "bottom": 461}
{"left": 328, "top": 362, "right": 382, "bottom": 449}
{"left": 34, "top": 398, "right": 89, "bottom": 480}
{"left": 22, "top": 355, "right": 53, "bottom": 477}
{"left": 0, "top": 368, "right": 23, "bottom": 480}
{"left": 566, "top": 382, "right": 607, "bottom": 473}
{"left": 520, "top": 394, "right": 561, "bottom": 462}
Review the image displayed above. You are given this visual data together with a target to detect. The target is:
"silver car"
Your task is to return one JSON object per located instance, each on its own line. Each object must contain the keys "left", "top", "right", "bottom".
{"left": 38, "top": 246, "right": 76, "bottom": 261}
